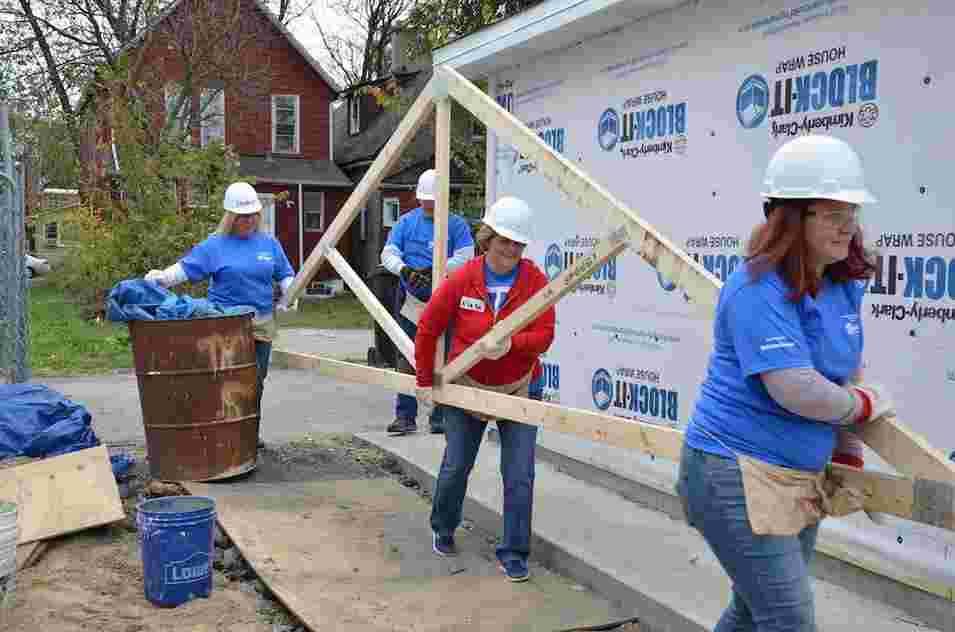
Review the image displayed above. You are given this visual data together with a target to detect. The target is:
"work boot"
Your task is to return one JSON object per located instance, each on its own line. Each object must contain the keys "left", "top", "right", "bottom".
{"left": 432, "top": 532, "right": 457, "bottom": 557}
{"left": 498, "top": 559, "right": 529, "bottom": 582}
{"left": 386, "top": 418, "right": 417, "bottom": 436}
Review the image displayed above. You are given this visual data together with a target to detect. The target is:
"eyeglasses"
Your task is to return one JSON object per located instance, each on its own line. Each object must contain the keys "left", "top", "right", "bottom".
{"left": 807, "top": 207, "right": 860, "bottom": 229}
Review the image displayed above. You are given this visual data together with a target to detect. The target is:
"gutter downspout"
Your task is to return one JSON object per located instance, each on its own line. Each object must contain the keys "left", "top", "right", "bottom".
{"left": 298, "top": 183, "right": 304, "bottom": 273}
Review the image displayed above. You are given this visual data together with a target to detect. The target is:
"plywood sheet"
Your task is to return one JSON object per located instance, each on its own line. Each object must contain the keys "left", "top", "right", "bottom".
{"left": 0, "top": 446, "right": 124, "bottom": 544}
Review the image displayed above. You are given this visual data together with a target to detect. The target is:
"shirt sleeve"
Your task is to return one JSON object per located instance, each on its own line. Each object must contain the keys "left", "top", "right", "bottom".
{"left": 179, "top": 238, "right": 214, "bottom": 283}
{"left": 447, "top": 217, "right": 475, "bottom": 271}
{"left": 381, "top": 218, "right": 406, "bottom": 274}
{"left": 272, "top": 237, "right": 295, "bottom": 281}
{"left": 725, "top": 280, "right": 814, "bottom": 377}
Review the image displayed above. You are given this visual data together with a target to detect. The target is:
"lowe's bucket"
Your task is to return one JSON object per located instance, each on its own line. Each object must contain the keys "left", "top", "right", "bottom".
{"left": 137, "top": 496, "right": 216, "bottom": 607}
{"left": 0, "top": 502, "right": 17, "bottom": 623}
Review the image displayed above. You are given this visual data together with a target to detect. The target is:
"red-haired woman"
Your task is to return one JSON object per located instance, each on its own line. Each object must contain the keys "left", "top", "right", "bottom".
{"left": 677, "top": 135, "right": 894, "bottom": 632}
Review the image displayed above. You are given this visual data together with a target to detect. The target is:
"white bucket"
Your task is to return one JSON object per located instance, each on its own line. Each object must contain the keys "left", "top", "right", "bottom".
{"left": 0, "top": 502, "right": 18, "bottom": 622}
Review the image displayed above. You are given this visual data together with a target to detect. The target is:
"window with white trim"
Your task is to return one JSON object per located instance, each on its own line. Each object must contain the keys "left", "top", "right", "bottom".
{"left": 272, "top": 95, "right": 300, "bottom": 153}
{"left": 200, "top": 88, "right": 225, "bottom": 147}
{"left": 349, "top": 96, "right": 360, "bottom": 135}
{"left": 303, "top": 191, "right": 324, "bottom": 232}
{"left": 382, "top": 197, "right": 400, "bottom": 228}
{"left": 164, "top": 83, "right": 187, "bottom": 132}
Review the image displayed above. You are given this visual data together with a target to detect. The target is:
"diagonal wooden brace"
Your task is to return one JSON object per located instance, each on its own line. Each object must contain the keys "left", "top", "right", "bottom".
{"left": 325, "top": 247, "right": 415, "bottom": 367}
{"left": 285, "top": 82, "right": 437, "bottom": 304}
{"left": 438, "top": 223, "right": 632, "bottom": 385}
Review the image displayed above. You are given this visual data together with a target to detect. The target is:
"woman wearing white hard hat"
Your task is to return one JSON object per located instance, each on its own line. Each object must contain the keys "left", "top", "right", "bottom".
{"left": 677, "top": 135, "right": 894, "bottom": 631}
{"left": 145, "top": 181, "right": 296, "bottom": 450}
{"left": 414, "top": 196, "right": 555, "bottom": 583}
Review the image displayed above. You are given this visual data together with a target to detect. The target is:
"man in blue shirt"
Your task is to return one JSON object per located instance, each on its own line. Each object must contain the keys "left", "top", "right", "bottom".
{"left": 380, "top": 169, "right": 475, "bottom": 435}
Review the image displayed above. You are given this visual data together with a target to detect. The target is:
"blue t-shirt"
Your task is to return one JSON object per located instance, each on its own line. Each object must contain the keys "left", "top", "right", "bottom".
{"left": 485, "top": 262, "right": 518, "bottom": 314}
{"left": 685, "top": 264, "right": 866, "bottom": 471}
{"left": 180, "top": 233, "right": 294, "bottom": 317}
{"left": 386, "top": 207, "right": 474, "bottom": 300}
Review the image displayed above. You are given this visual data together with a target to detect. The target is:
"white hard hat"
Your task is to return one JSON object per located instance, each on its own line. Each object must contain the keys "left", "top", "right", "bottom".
{"left": 761, "top": 135, "right": 877, "bottom": 205}
{"left": 483, "top": 196, "right": 534, "bottom": 245}
{"left": 416, "top": 169, "right": 436, "bottom": 201}
{"left": 223, "top": 182, "right": 263, "bottom": 214}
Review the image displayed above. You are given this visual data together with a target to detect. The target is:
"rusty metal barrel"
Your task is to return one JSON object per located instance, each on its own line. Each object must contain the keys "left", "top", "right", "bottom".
{"left": 129, "top": 313, "right": 259, "bottom": 481}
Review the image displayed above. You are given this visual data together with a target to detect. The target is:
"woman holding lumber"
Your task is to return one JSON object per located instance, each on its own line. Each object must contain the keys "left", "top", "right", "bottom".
{"left": 677, "top": 134, "right": 895, "bottom": 632}
{"left": 414, "top": 196, "right": 555, "bottom": 583}
{"left": 145, "top": 181, "right": 295, "bottom": 451}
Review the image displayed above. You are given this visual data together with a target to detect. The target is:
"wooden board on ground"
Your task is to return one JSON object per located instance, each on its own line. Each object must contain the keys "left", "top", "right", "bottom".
{"left": 185, "top": 478, "right": 630, "bottom": 631}
{"left": 15, "top": 541, "right": 48, "bottom": 571}
{"left": 0, "top": 446, "right": 124, "bottom": 544}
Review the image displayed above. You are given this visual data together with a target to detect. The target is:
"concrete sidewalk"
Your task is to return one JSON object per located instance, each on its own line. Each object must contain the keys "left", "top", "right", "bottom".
{"left": 359, "top": 430, "right": 942, "bottom": 632}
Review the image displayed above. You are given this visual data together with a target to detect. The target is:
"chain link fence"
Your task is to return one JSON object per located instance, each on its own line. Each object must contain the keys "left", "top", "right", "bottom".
{"left": 0, "top": 101, "right": 30, "bottom": 383}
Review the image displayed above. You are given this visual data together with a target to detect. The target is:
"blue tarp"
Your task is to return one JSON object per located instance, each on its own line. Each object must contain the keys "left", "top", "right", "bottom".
{"left": 0, "top": 384, "right": 100, "bottom": 459}
{"left": 106, "top": 279, "right": 254, "bottom": 322}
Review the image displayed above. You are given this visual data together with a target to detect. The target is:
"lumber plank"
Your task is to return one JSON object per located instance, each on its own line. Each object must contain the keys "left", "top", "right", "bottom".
{"left": 433, "top": 97, "right": 452, "bottom": 373}
{"left": 856, "top": 414, "right": 955, "bottom": 484}
{"left": 0, "top": 446, "right": 124, "bottom": 544}
{"left": 438, "top": 65, "right": 720, "bottom": 312}
{"left": 15, "top": 540, "right": 49, "bottom": 570}
{"left": 276, "top": 350, "right": 955, "bottom": 532}
{"left": 325, "top": 247, "right": 415, "bottom": 367}
{"left": 285, "top": 82, "right": 436, "bottom": 303}
{"left": 439, "top": 223, "right": 631, "bottom": 384}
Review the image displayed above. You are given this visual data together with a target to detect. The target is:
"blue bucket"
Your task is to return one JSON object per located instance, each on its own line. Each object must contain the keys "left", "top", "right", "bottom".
{"left": 137, "top": 496, "right": 216, "bottom": 607}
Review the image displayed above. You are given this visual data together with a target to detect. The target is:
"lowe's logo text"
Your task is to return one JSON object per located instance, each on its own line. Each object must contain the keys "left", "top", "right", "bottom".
{"left": 737, "top": 59, "right": 878, "bottom": 129}
{"left": 591, "top": 368, "right": 679, "bottom": 422}
{"left": 164, "top": 552, "right": 210, "bottom": 585}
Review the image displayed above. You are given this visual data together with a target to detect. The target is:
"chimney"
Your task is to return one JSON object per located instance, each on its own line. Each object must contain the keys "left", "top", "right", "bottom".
{"left": 390, "top": 26, "right": 430, "bottom": 76}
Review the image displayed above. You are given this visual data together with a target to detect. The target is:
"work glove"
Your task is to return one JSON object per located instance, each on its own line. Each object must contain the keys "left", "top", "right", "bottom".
{"left": 848, "top": 382, "right": 895, "bottom": 424}
{"left": 416, "top": 386, "right": 434, "bottom": 414}
{"left": 478, "top": 336, "right": 511, "bottom": 361}
{"left": 145, "top": 269, "right": 167, "bottom": 286}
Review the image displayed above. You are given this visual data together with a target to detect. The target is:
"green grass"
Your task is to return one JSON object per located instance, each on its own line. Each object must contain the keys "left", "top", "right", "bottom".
{"left": 30, "top": 283, "right": 134, "bottom": 376}
{"left": 279, "top": 294, "right": 373, "bottom": 330}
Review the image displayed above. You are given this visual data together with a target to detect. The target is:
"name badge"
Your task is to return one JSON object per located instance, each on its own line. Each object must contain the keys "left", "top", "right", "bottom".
{"left": 460, "top": 297, "right": 485, "bottom": 312}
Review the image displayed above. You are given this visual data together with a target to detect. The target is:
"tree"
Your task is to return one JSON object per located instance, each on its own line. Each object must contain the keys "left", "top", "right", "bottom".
{"left": 403, "top": 0, "right": 540, "bottom": 54}
{"left": 312, "top": 0, "right": 413, "bottom": 88}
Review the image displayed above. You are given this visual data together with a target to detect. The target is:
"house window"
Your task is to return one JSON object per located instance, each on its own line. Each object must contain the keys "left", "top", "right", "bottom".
{"left": 45, "top": 222, "right": 59, "bottom": 247}
{"left": 349, "top": 96, "right": 360, "bottom": 135}
{"left": 200, "top": 88, "right": 225, "bottom": 147}
{"left": 303, "top": 191, "right": 324, "bottom": 232}
{"left": 382, "top": 197, "right": 400, "bottom": 228}
{"left": 272, "top": 95, "right": 300, "bottom": 153}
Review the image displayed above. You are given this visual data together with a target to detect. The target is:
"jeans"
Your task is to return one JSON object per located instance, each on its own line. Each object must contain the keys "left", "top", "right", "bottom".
{"left": 394, "top": 309, "right": 445, "bottom": 426}
{"left": 430, "top": 405, "right": 538, "bottom": 564}
{"left": 254, "top": 340, "right": 272, "bottom": 421}
{"left": 676, "top": 442, "right": 819, "bottom": 632}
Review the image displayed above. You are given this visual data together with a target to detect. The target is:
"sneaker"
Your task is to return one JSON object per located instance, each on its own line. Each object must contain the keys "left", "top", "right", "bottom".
{"left": 498, "top": 559, "right": 529, "bottom": 582}
{"left": 429, "top": 418, "right": 445, "bottom": 434}
{"left": 386, "top": 418, "right": 417, "bottom": 436}
{"left": 432, "top": 532, "right": 458, "bottom": 557}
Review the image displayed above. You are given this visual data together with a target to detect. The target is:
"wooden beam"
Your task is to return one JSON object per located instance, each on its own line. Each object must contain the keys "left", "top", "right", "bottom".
{"left": 325, "top": 247, "right": 415, "bottom": 367}
{"left": 275, "top": 349, "right": 955, "bottom": 532}
{"left": 857, "top": 414, "right": 955, "bottom": 484}
{"left": 285, "top": 83, "right": 436, "bottom": 303}
{"left": 433, "top": 97, "right": 452, "bottom": 373}
{"left": 439, "top": 223, "right": 631, "bottom": 384}
{"left": 438, "top": 65, "right": 720, "bottom": 312}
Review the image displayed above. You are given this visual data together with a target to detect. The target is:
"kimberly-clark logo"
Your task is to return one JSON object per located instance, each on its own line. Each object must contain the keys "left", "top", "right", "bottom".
{"left": 737, "top": 74, "right": 769, "bottom": 129}
{"left": 592, "top": 368, "right": 614, "bottom": 411}
{"left": 597, "top": 108, "right": 620, "bottom": 151}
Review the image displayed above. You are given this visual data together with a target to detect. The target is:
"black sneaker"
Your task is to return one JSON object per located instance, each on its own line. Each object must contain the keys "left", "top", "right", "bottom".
{"left": 386, "top": 418, "right": 417, "bottom": 436}
{"left": 498, "top": 559, "right": 529, "bottom": 582}
{"left": 432, "top": 531, "right": 457, "bottom": 557}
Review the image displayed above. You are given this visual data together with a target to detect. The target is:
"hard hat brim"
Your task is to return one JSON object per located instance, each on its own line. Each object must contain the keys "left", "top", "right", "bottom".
{"left": 227, "top": 203, "right": 263, "bottom": 215}
{"left": 485, "top": 221, "right": 531, "bottom": 245}
{"left": 760, "top": 188, "right": 877, "bottom": 205}
{"left": 416, "top": 191, "right": 435, "bottom": 201}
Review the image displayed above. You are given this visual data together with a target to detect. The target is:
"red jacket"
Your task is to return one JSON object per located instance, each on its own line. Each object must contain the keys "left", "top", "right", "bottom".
{"left": 415, "top": 256, "right": 555, "bottom": 388}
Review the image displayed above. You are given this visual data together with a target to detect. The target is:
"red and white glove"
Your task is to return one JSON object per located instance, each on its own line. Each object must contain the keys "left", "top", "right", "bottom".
{"left": 831, "top": 429, "right": 864, "bottom": 469}
{"left": 848, "top": 382, "right": 895, "bottom": 425}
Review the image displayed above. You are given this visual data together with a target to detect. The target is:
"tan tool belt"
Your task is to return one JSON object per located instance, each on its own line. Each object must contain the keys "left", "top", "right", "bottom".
{"left": 455, "top": 370, "right": 534, "bottom": 423}
{"left": 252, "top": 315, "right": 278, "bottom": 343}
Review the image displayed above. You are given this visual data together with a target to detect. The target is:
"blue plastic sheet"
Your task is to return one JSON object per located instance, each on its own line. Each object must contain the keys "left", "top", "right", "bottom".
{"left": 106, "top": 280, "right": 254, "bottom": 322}
{"left": 0, "top": 384, "right": 100, "bottom": 459}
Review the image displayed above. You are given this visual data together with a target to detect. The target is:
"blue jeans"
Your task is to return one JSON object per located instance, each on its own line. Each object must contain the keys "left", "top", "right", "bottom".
{"left": 394, "top": 310, "right": 445, "bottom": 425}
{"left": 254, "top": 341, "right": 272, "bottom": 418}
{"left": 430, "top": 404, "right": 538, "bottom": 564}
{"left": 676, "top": 442, "right": 819, "bottom": 632}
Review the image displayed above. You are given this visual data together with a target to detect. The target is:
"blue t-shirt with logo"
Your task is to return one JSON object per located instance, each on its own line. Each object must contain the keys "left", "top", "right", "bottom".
{"left": 685, "top": 264, "right": 866, "bottom": 472}
{"left": 485, "top": 261, "right": 518, "bottom": 314}
{"left": 180, "top": 233, "right": 294, "bottom": 317}
{"left": 386, "top": 207, "right": 474, "bottom": 300}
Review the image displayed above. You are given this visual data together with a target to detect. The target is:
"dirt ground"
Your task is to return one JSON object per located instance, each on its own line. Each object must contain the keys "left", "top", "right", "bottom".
{"left": 2, "top": 434, "right": 408, "bottom": 632}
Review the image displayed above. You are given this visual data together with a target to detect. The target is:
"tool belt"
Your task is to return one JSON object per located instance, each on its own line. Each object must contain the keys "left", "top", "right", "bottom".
{"left": 455, "top": 371, "right": 534, "bottom": 423}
